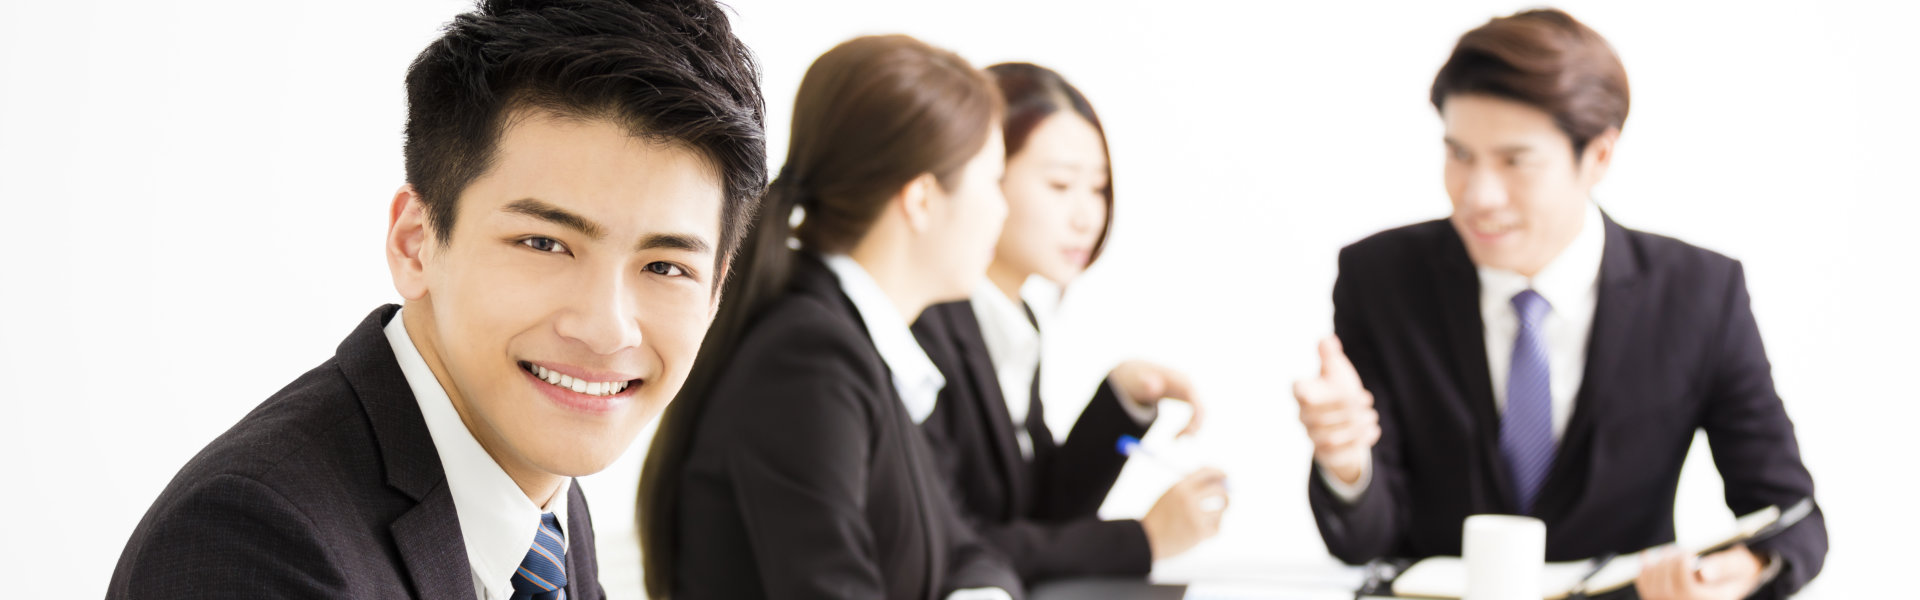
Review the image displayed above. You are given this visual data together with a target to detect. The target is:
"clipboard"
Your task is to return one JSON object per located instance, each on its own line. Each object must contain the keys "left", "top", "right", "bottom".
{"left": 1362, "top": 498, "right": 1814, "bottom": 599}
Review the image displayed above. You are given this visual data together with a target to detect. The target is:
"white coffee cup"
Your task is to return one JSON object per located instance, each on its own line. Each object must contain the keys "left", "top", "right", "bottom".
{"left": 1463, "top": 514, "right": 1546, "bottom": 600}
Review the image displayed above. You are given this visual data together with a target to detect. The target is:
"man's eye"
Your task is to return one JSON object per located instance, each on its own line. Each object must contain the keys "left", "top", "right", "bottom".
{"left": 520, "top": 237, "right": 568, "bottom": 254}
{"left": 646, "top": 262, "right": 686, "bottom": 277}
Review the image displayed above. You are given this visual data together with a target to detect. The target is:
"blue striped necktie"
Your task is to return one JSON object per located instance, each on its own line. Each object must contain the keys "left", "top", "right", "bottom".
{"left": 1499, "top": 289, "right": 1555, "bottom": 514}
{"left": 511, "top": 513, "right": 568, "bottom": 600}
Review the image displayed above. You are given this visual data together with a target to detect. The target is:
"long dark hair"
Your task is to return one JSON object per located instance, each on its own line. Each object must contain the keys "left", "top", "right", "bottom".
{"left": 986, "top": 62, "right": 1116, "bottom": 265}
{"left": 638, "top": 34, "right": 1001, "bottom": 597}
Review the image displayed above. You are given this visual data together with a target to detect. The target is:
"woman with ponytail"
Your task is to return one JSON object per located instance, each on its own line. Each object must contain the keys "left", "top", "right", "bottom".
{"left": 639, "top": 35, "right": 1020, "bottom": 599}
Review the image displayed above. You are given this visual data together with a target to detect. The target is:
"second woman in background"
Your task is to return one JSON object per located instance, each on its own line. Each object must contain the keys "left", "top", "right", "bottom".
{"left": 912, "top": 63, "right": 1229, "bottom": 585}
{"left": 639, "top": 36, "right": 1024, "bottom": 599}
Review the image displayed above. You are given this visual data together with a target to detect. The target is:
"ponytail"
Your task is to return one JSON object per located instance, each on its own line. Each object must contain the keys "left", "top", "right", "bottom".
{"left": 638, "top": 169, "right": 800, "bottom": 596}
{"left": 636, "top": 34, "right": 1001, "bottom": 598}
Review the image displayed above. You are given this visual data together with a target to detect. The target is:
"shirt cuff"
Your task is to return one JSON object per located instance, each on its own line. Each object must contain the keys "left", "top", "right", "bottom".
{"left": 1318, "top": 456, "right": 1372, "bottom": 504}
{"left": 947, "top": 587, "right": 1014, "bottom": 600}
{"left": 1109, "top": 379, "right": 1158, "bottom": 427}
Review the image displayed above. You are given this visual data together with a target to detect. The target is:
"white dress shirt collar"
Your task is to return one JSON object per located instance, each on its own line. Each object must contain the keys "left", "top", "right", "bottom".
{"left": 384, "top": 308, "right": 571, "bottom": 600}
{"left": 969, "top": 281, "right": 1042, "bottom": 459}
{"left": 821, "top": 253, "right": 946, "bottom": 424}
{"left": 1476, "top": 202, "right": 1607, "bottom": 323}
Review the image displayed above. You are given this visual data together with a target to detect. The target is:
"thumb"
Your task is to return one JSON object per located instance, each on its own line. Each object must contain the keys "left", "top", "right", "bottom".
{"left": 1319, "top": 336, "right": 1361, "bottom": 387}
{"left": 1694, "top": 547, "right": 1749, "bottom": 583}
{"left": 1695, "top": 554, "right": 1719, "bottom": 582}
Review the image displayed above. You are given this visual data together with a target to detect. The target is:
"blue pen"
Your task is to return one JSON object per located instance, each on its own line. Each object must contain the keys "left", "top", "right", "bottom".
{"left": 1116, "top": 434, "right": 1230, "bottom": 493}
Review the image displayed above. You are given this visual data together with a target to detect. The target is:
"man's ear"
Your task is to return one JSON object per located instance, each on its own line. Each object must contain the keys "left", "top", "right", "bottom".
{"left": 1578, "top": 127, "right": 1620, "bottom": 188}
{"left": 896, "top": 173, "right": 940, "bottom": 234}
{"left": 387, "top": 184, "right": 433, "bottom": 302}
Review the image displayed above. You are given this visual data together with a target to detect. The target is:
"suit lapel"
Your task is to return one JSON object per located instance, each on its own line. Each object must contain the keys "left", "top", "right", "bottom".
{"left": 804, "top": 256, "right": 944, "bottom": 599}
{"left": 1537, "top": 214, "right": 1645, "bottom": 517}
{"left": 945, "top": 303, "right": 1033, "bottom": 517}
{"left": 1428, "top": 227, "right": 1518, "bottom": 513}
{"left": 564, "top": 483, "right": 597, "bottom": 600}
{"left": 337, "top": 305, "right": 476, "bottom": 599}
{"left": 392, "top": 485, "right": 477, "bottom": 600}
{"left": 340, "top": 306, "right": 446, "bottom": 501}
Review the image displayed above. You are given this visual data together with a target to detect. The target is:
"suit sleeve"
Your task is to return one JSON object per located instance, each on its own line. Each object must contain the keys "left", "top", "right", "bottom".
{"left": 1038, "top": 379, "right": 1151, "bottom": 520}
{"left": 1699, "top": 261, "right": 1826, "bottom": 598}
{"left": 937, "top": 489, "right": 1027, "bottom": 599}
{"left": 950, "top": 380, "right": 1151, "bottom": 581}
{"left": 109, "top": 474, "right": 346, "bottom": 599}
{"left": 1307, "top": 246, "right": 1412, "bottom": 564}
{"left": 716, "top": 336, "right": 891, "bottom": 600}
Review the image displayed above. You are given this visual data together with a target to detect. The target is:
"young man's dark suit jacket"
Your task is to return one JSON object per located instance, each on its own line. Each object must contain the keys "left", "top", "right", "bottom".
{"left": 107, "top": 305, "right": 605, "bottom": 599}
{"left": 1309, "top": 214, "right": 1827, "bottom": 598}
{"left": 912, "top": 300, "right": 1153, "bottom": 583}
{"left": 667, "top": 254, "right": 1022, "bottom": 599}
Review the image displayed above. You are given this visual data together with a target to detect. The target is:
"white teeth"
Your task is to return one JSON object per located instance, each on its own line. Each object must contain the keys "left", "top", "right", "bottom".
{"left": 525, "top": 363, "right": 632, "bottom": 396}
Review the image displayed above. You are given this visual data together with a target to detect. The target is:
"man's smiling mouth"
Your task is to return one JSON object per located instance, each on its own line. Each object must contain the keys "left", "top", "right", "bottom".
{"left": 519, "top": 361, "right": 635, "bottom": 397}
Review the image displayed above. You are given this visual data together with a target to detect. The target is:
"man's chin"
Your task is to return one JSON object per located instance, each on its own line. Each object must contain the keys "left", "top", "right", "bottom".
{"left": 1461, "top": 241, "right": 1524, "bottom": 271}
{"left": 524, "top": 422, "right": 654, "bottom": 478}
{"left": 528, "top": 445, "right": 626, "bottom": 479}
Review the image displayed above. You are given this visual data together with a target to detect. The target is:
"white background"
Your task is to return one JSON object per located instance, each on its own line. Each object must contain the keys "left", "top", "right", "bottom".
{"left": 2, "top": 0, "right": 1914, "bottom": 597}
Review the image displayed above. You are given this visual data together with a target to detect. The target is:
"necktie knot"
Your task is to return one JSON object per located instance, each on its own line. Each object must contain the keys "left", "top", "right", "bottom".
{"left": 1511, "top": 289, "right": 1551, "bottom": 329}
{"left": 510, "top": 513, "right": 568, "bottom": 600}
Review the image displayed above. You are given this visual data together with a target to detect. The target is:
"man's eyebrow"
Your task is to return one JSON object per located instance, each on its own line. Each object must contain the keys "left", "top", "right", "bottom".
{"left": 636, "top": 232, "right": 712, "bottom": 255}
{"left": 1443, "top": 138, "right": 1536, "bottom": 155}
{"left": 504, "top": 198, "right": 712, "bottom": 255}
{"left": 503, "top": 198, "right": 604, "bottom": 240}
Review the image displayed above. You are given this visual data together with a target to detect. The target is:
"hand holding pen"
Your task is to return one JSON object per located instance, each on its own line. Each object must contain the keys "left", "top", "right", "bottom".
{"left": 1118, "top": 434, "right": 1230, "bottom": 561}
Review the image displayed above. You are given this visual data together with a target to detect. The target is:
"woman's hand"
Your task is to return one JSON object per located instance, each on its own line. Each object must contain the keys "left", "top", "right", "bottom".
{"left": 1109, "top": 360, "right": 1204, "bottom": 436}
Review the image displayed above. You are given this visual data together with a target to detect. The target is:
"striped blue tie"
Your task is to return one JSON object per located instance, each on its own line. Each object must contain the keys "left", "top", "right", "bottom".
{"left": 1499, "top": 289, "right": 1555, "bottom": 515}
{"left": 510, "top": 513, "right": 568, "bottom": 600}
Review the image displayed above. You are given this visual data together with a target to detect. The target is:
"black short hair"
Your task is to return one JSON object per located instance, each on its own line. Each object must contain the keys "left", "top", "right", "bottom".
{"left": 403, "top": 0, "right": 767, "bottom": 269}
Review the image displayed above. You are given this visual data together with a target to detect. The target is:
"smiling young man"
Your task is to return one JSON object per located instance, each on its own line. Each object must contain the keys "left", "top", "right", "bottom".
{"left": 106, "top": 1, "right": 766, "bottom": 598}
{"left": 1290, "top": 9, "right": 1826, "bottom": 600}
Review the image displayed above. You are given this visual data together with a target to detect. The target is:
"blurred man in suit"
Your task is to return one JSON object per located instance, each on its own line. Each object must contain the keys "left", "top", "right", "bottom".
{"left": 1293, "top": 9, "right": 1825, "bottom": 599}
{"left": 106, "top": 1, "right": 767, "bottom": 597}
